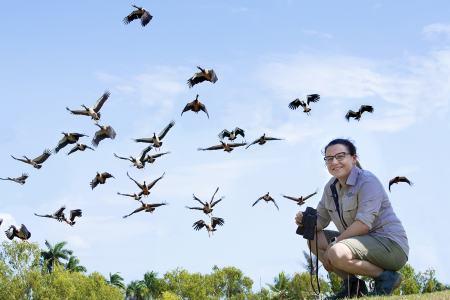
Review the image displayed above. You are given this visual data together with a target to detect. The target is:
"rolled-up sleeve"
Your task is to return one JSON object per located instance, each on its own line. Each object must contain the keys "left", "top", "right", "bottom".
{"left": 355, "top": 179, "right": 383, "bottom": 229}
{"left": 316, "top": 189, "right": 331, "bottom": 229}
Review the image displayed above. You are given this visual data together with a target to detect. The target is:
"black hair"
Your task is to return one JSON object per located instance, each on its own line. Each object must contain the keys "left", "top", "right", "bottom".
{"left": 322, "top": 138, "right": 362, "bottom": 169}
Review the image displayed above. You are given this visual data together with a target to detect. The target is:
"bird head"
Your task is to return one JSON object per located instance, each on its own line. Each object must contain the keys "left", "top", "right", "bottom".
{"left": 81, "top": 104, "right": 87, "bottom": 109}
{"left": 195, "top": 94, "right": 199, "bottom": 100}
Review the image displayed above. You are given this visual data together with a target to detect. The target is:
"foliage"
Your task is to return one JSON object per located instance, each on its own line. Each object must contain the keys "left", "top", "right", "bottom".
{"left": 65, "top": 255, "right": 87, "bottom": 273}
{"left": 40, "top": 240, "right": 73, "bottom": 273}
{"left": 0, "top": 240, "right": 122, "bottom": 299}
{"left": 142, "top": 270, "right": 163, "bottom": 299}
{"left": 126, "top": 280, "right": 148, "bottom": 300}
{"left": 327, "top": 271, "right": 342, "bottom": 295}
{"left": 266, "top": 271, "right": 290, "bottom": 299}
{"left": 286, "top": 272, "right": 331, "bottom": 299}
{"left": 299, "top": 250, "right": 321, "bottom": 276}
{"left": 108, "top": 271, "right": 126, "bottom": 290}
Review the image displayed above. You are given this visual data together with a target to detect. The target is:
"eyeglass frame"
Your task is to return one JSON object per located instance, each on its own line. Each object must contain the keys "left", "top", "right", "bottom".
{"left": 323, "top": 152, "right": 352, "bottom": 164}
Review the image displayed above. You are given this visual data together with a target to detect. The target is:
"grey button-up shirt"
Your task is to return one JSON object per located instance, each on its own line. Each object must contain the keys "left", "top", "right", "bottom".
{"left": 317, "top": 165, "right": 409, "bottom": 257}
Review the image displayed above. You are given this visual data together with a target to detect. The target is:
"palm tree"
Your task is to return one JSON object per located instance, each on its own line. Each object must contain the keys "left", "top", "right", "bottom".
{"left": 299, "top": 250, "right": 321, "bottom": 275}
{"left": 142, "top": 271, "right": 160, "bottom": 299}
{"left": 126, "top": 280, "right": 147, "bottom": 300}
{"left": 267, "top": 271, "right": 290, "bottom": 298}
{"left": 40, "top": 240, "right": 73, "bottom": 273}
{"left": 107, "top": 272, "right": 126, "bottom": 290}
{"left": 65, "top": 255, "right": 86, "bottom": 273}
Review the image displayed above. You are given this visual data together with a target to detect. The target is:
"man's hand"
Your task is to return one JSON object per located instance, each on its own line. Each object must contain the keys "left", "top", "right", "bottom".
{"left": 323, "top": 244, "right": 333, "bottom": 272}
{"left": 295, "top": 211, "right": 303, "bottom": 226}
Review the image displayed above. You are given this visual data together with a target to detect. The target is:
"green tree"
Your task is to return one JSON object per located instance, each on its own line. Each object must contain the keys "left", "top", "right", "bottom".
{"left": 266, "top": 271, "right": 290, "bottom": 299}
{"left": 327, "top": 272, "right": 341, "bottom": 295}
{"left": 395, "top": 263, "right": 422, "bottom": 295}
{"left": 65, "top": 255, "right": 87, "bottom": 273}
{"left": 142, "top": 271, "right": 163, "bottom": 299}
{"left": 126, "top": 280, "right": 148, "bottom": 300}
{"left": 108, "top": 271, "right": 126, "bottom": 290}
{"left": 299, "top": 250, "right": 321, "bottom": 276}
{"left": 286, "top": 272, "right": 331, "bottom": 299}
{"left": 40, "top": 240, "right": 73, "bottom": 273}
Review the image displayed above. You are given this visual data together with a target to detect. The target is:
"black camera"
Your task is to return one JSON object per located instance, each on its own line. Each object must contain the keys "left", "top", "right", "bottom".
{"left": 296, "top": 206, "right": 317, "bottom": 240}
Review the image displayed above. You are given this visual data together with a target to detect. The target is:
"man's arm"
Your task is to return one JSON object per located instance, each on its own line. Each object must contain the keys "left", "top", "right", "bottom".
{"left": 335, "top": 220, "right": 369, "bottom": 242}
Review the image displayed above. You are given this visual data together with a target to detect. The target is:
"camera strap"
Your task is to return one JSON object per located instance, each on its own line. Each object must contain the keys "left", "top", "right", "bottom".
{"left": 330, "top": 178, "right": 348, "bottom": 229}
{"left": 308, "top": 226, "right": 321, "bottom": 297}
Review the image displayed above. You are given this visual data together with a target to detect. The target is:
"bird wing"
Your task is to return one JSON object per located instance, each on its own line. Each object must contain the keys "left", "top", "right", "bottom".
{"left": 92, "top": 90, "right": 110, "bottom": 112}
{"left": 303, "top": 188, "right": 319, "bottom": 201}
{"left": 252, "top": 197, "right": 263, "bottom": 207}
{"left": 158, "top": 120, "right": 175, "bottom": 140}
{"left": 192, "top": 194, "right": 206, "bottom": 206}
{"left": 138, "top": 145, "right": 153, "bottom": 162}
{"left": 211, "top": 197, "right": 224, "bottom": 208}
{"left": 107, "top": 126, "right": 116, "bottom": 140}
{"left": 192, "top": 220, "right": 207, "bottom": 231}
{"left": 218, "top": 129, "right": 231, "bottom": 140}
{"left": 245, "top": 138, "right": 259, "bottom": 149}
{"left": 67, "top": 145, "right": 80, "bottom": 156}
{"left": 229, "top": 142, "right": 247, "bottom": 148}
{"left": 34, "top": 213, "right": 55, "bottom": 219}
{"left": 199, "top": 103, "right": 209, "bottom": 118}
{"left": 32, "top": 149, "right": 52, "bottom": 164}
{"left": 209, "top": 69, "right": 218, "bottom": 83}
{"left": 288, "top": 99, "right": 302, "bottom": 110}
{"left": 113, "top": 153, "right": 130, "bottom": 161}
{"left": 235, "top": 127, "right": 245, "bottom": 137}
{"left": 272, "top": 198, "right": 280, "bottom": 211}
{"left": 345, "top": 110, "right": 357, "bottom": 121}
{"left": 101, "top": 172, "right": 114, "bottom": 179}
{"left": 92, "top": 131, "right": 107, "bottom": 148}
{"left": 20, "top": 224, "right": 31, "bottom": 240}
{"left": 264, "top": 137, "right": 283, "bottom": 141}
{"left": 66, "top": 107, "right": 90, "bottom": 116}
{"left": 53, "top": 206, "right": 66, "bottom": 218}
{"left": 132, "top": 137, "right": 155, "bottom": 143}
{"left": 198, "top": 144, "right": 224, "bottom": 151}
{"left": 10, "top": 155, "right": 28, "bottom": 164}
{"left": 90, "top": 177, "right": 100, "bottom": 190}
{"left": 211, "top": 217, "right": 224, "bottom": 228}
{"left": 281, "top": 194, "right": 300, "bottom": 202}
{"left": 398, "top": 177, "right": 413, "bottom": 186}
{"left": 146, "top": 172, "right": 165, "bottom": 190}
{"left": 127, "top": 172, "right": 144, "bottom": 190}
{"left": 306, "top": 94, "right": 320, "bottom": 105}
{"left": 150, "top": 151, "right": 171, "bottom": 159}
{"left": 71, "top": 133, "right": 88, "bottom": 139}
{"left": 69, "top": 209, "right": 82, "bottom": 222}
{"left": 181, "top": 102, "right": 194, "bottom": 115}
{"left": 185, "top": 206, "right": 204, "bottom": 211}
{"left": 5, "top": 228, "right": 14, "bottom": 240}
{"left": 54, "top": 136, "right": 70, "bottom": 153}
{"left": 123, "top": 205, "right": 146, "bottom": 218}
{"left": 388, "top": 178, "right": 396, "bottom": 192}
{"left": 117, "top": 192, "right": 136, "bottom": 198}
{"left": 140, "top": 11, "right": 153, "bottom": 27}
{"left": 360, "top": 105, "right": 374, "bottom": 114}
{"left": 16, "top": 173, "right": 29, "bottom": 181}
{"left": 147, "top": 202, "right": 168, "bottom": 208}
{"left": 123, "top": 10, "right": 142, "bottom": 24}
{"left": 187, "top": 73, "right": 207, "bottom": 88}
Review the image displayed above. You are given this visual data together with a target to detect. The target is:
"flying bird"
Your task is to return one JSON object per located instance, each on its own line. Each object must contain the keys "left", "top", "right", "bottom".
{"left": 92, "top": 123, "right": 116, "bottom": 148}
{"left": 389, "top": 176, "right": 414, "bottom": 192}
{"left": 187, "top": 66, "right": 218, "bottom": 89}
{"left": 245, "top": 133, "right": 283, "bottom": 149}
{"left": 144, "top": 151, "right": 171, "bottom": 164}
{"left": 126, "top": 171, "right": 165, "bottom": 197}
{"left": 5, "top": 224, "right": 31, "bottom": 243}
{"left": 253, "top": 192, "right": 279, "bottom": 210}
{"left": 218, "top": 127, "right": 245, "bottom": 142}
{"left": 198, "top": 141, "right": 247, "bottom": 153}
{"left": 192, "top": 218, "right": 225, "bottom": 237}
{"left": 185, "top": 187, "right": 225, "bottom": 217}
{"left": 67, "top": 143, "right": 95, "bottom": 155}
{"left": 123, "top": 5, "right": 153, "bottom": 27}
{"left": 66, "top": 90, "right": 110, "bottom": 124}
{"left": 117, "top": 192, "right": 142, "bottom": 201}
{"left": 181, "top": 95, "right": 209, "bottom": 118}
{"left": 114, "top": 145, "right": 152, "bottom": 170}
{"left": 345, "top": 105, "right": 374, "bottom": 121}
{"left": 123, "top": 201, "right": 168, "bottom": 218}
{"left": 54, "top": 132, "right": 88, "bottom": 153}
{"left": 0, "top": 218, "right": 2, "bottom": 226}
{"left": 132, "top": 120, "right": 175, "bottom": 151}
{"left": 90, "top": 172, "right": 115, "bottom": 190}
{"left": 11, "top": 149, "right": 51, "bottom": 169}
{"left": 35, "top": 206, "right": 82, "bottom": 227}
{"left": 281, "top": 188, "right": 319, "bottom": 206}
{"left": 288, "top": 94, "right": 320, "bottom": 116}
{"left": 0, "top": 173, "right": 29, "bottom": 185}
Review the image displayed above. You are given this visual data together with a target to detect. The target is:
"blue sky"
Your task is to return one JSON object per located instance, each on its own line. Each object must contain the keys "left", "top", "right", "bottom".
{"left": 1, "top": 0, "right": 449, "bottom": 289}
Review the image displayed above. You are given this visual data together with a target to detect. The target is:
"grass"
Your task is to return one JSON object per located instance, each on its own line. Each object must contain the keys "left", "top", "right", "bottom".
{"left": 348, "top": 290, "right": 450, "bottom": 299}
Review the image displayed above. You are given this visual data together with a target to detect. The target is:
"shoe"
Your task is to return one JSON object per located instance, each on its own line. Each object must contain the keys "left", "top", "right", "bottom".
{"left": 368, "top": 270, "right": 403, "bottom": 296}
{"left": 326, "top": 278, "right": 368, "bottom": 299}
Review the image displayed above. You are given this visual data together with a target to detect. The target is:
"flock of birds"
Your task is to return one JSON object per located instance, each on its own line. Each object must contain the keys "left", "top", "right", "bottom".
{"left": 0, "top": 4, "right": 414, "bottom": 242}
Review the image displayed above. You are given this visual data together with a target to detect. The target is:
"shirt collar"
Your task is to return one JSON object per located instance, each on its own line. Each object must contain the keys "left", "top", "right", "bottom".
{"left": 346, "top": 164, "right": 361, "bottom": 186}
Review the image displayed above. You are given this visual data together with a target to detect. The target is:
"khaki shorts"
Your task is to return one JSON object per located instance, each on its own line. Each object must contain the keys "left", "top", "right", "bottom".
{"left": 323, "top": 230, "right": 408, "bottom": 271}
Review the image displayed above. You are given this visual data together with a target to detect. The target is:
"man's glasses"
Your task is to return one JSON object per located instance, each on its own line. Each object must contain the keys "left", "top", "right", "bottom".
{"left": 324, "top": 152, "right": 351, "bottom": 164}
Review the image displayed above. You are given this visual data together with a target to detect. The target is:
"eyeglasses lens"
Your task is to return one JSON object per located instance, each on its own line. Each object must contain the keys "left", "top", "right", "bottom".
{"left": 325, "top": 153, "right": 346, "bottom": 164}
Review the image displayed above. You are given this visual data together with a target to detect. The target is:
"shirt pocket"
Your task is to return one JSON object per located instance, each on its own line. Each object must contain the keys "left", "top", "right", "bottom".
{"left": 324, "top": 198, "right": 344, "bottom": 232}
{"left": 342, "top": 197, "right": 358, "bottom": 227}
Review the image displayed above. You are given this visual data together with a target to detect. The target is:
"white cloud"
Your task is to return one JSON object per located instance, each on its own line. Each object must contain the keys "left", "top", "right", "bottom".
{"left": 302, "top": 30, "right": 332, "bottom": 39}
{"left": 410, "top": 246, "right": 439, "bottom": 269}
{"left": 423, "top": 23, "right": 450, "bottom": 39}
